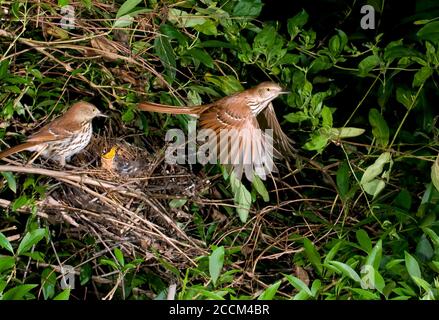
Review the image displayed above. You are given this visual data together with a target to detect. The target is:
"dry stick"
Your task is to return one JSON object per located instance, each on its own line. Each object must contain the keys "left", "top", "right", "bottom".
{"left": 0, "top": 29, "right": 181, "bottom": 101}
{"left": 0, "top": 165, "right": 203, "bottom": 263}
{"left": 0, "top": 164, "right": 203, "bottom": 248}
{"left": 55, "top": 177, "right": 199, "bottom": 266}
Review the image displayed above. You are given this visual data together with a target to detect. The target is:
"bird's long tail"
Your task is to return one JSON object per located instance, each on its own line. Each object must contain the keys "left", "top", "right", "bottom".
{"left": 138, "top": 102, "right": 204, "bottom": 115}
{"left": 0, "top": 142, "right": 40, "bottom": 160}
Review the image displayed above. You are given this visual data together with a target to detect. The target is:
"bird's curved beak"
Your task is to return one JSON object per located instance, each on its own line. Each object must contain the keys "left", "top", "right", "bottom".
{"left": 98, "top": 111, "right": 108, "bottom": 118}
{"left": 279, "top": 88, "right": 290, "bottom": 95}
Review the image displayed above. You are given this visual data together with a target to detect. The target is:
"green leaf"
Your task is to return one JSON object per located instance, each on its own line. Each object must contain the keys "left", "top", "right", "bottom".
{"left": 431, "top": 154, "right": 439, "bottom": 192}
{"left": 366, "top": 240, "right": 382, "bottom": 269}
{"left": 336, "top": 161, "right": 350, "bottom": 200}
{"left": 121, "top": 108, "right": 134, "bottom": 123}
{"left": 417, "top": 21, "right": 439, "bottom": 43}
{"left": 252, "top": 175, "right": 269, "bottom": 202}
{"left": 327, "top": 261, "right": 362, "bottom": 283}
{"left": 287, "top": 9, "right": 308, "bottom": 38}
{"left": 416, "top": 235, "right": 434, "bottom": 261}
{"left": 17, "top": 228, "right": 47, "bottom": 256}
{"left": 360, "top": 265, "right": 384, "bottom": 293}
{"left": 309, "top": 56, "right": 333, "bottom": 73}
{"left": 321, "top": 106, "right": 333, "bottom": 128}
{"left": 233, "top": 0, "right": 262, "bottom": 17}
{"left": 12, "top": 195, "right": 29, "bottom": 211}
{"left": 303, "top": 238, "right": 323, "bottom": 275}
{"left": 396, "top": 87, "right": 413, "bottom": 109}
{"left": 114, "top": 247, "right": 124, "bottom": 267}
{"left": 113, "top": 15, "right": 134, "bottom": 28}
{"left": 413, "top": 66, "right": 433, "bottom": 87}
{"left": 329, "top": 127, "right": 365, "bottom": 139}
{"left": 154, "top": 35, "right": 176, "bottom": 82}
{"left": 79, "top": 263, "right": 92, "bottom": 286}
{"left": 284, "top": 274, "right": 312, "bottom": 296}
{"left": 350, "top": 288, "right": 380, "bottom": 300}
{"left": 369, "top": 108, "right": 389, "bottom": 147}
{"left": 422, "top": 227, "right": 439, "bottom": 249}
{"left": 99, "top": 258, "right": 118, "bottom": 270}
{"left": 411, "top": 276, "right": 433, "bottom": 297}
{"left": 1, "top": 172, "right": 17, "bottom": 193}
{"left": 160, "top": 24, "right": 188, "bottom": 46}
{"left": 41, "top": 268, "right": 56, "bottom": 300}
{"left": 53, "top": 289, "right": 70, "bottom": 300}
{"left": 185, "top": 48, "right": 214, "bottom": 68}
{"left": 0, "top": 256, "right": 15, "bottom": 273}
{"left": 257, "top": 280, "right": 281, "bottom": 300}
{"left": 358, "top": 55, "right": 381, "bottom": 76}
{"left": 383, "top": 45, "right": 423, "bottom": 62}
{"left": 169, "top": 198, "right": 187, "bottom": 208}
{"left": 58, "top": 0, "right": 70, "bottom": 6}
{"left": 204, "top": 74, "right": 243, "bottom": 95}
{"left": 0, "top": 232, "right": 14, "bottom": 254}
{"left": 404, "top": 251, "right": 422, "bottom": 279}
{"left": 356, "top": 229, "right": 372, "bottom": 253}
{"left": 324, "top": 241, "right": 343, "bottom": 265}
{"left": 209, "top": 246, "right": 224, "bottom": 287}
{"left": 303, "top": 133, "right": 328, "bottom": 152}
{"left": 360, "top": 152, "right": 391, "bottom": 186}
{"left": 116, "top": 0, "right": 142, "bottom": 18}
{"left": 284, "top": 111, "right": 309, "bottom": 123}
{"left": 168, "top": 9, "right": 206, "bottom": 28}
{"left": 194, "top": 20, "right": 218, "bottom": 36}
{"left": 229, "top": 171, "right": 252, "bottom": 223}
{"left": 0, "top": 59, "right": 9, "bottom": 80}
{"left": 1, "top": 284, "right": 37, "bottom": 300}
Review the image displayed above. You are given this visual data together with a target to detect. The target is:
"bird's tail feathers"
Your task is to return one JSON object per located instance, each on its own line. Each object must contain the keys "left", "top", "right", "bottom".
{"left": 0, "top": 142, "right": 40, "bottom": 160}
{"left": 138, "top": 102, "right": 203, "bottom": 115}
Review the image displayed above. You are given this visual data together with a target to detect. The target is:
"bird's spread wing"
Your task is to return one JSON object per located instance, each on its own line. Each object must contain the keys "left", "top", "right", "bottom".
{"left": 199, "top": 101, "right": 276, "bottom": 181}
{"left": 258, "top": 102, "right": 295, "bottom": 158}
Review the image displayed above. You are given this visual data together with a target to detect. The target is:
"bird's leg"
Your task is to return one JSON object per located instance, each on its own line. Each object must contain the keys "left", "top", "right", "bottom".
{"left": 27, "top": 145, "right": 48, "bottom": 165}
{"left": 58, "top": 156, "right": 66, "bottom": 167}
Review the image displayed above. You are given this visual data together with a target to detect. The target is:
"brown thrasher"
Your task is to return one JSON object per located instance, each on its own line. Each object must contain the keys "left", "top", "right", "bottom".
{"left": 138, "top": 82, "right": 294, "bottom": 181}
{"left": 0, "top": 101, "right": 106, "bottom": 166}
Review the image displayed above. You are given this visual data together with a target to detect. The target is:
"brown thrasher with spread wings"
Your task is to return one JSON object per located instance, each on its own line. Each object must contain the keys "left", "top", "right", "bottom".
{"left": 0, "top": 101, "right": 106, "bottom": 166}
{"left": 138, "top": 82, "right": 294, "bottom": 181}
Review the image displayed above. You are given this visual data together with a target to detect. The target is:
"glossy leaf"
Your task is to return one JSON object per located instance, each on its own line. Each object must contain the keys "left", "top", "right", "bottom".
{"left": 17, "top": 228, "right": 47, "bottom": 256}
{"left": 252, "top": 175, "right": 269, "bottom": 202}
{"left": 327, "top": 261, "right": 362, "bottom": 283}
{"left": 417, "top": 21, "right": 439, "bottom": 43}
{"left": 154, "top": 35, "right": 176, "bottom": 82}
{"left": 53, "top": 289, "right": 70, "bottom": 300}
{"left": 404, "top": 251, "right": 421, "bottom": 279}
{"left": 369, "top": 108, "right": 389, "bottom": 147}
{"left": 431, "top": 154, "right": 439, "bottom": 192}
{"left": 0, "top": 232, "right": 14, "bottom": 254}
{"left": 303, "top": 238, "right": 323, "bottom": 275}
{"left": 209, "top": 246, "right": 224, "bottom": 287}
{"left": 284, "top": 274, "right": 313, "bottom": 296}
{"left": 1, "top": 172, "right": 17, "bottom": 193}
{"left": 257, "top": 280, "right": 281, "bottom": 300}
{"left": 116, "top": 0, "right": 142, "bottom": 18}
{"left": 356, "top": 229, "right": 372, "bottom": 253}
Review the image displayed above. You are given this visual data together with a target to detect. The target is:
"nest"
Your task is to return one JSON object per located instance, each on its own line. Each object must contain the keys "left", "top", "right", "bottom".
{"left": 38, "top": 135, "right": 211, "bottom": 270}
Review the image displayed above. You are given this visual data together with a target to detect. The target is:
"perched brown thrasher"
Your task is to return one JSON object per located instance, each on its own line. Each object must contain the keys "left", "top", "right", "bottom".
{"left": 138, "top": 82, "right": 294, "bottom": 181}
{"left": 0, "top": 101, "right": 106, "bottom": 166}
